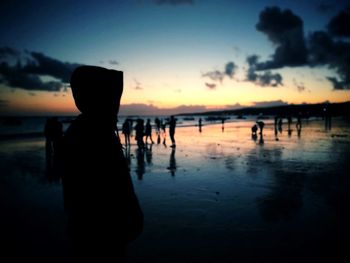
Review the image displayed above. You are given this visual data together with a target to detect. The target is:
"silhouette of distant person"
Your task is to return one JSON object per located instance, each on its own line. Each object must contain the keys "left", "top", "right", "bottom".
{"left": 60, "top": 66, "right": 143, "bottom": 262}
{"left": 287, "top": 116, "right": 292, "bottom": 136}
{"left": 256, "top": 121, "right": 265, "bottom": 135}
{"left": 135, "top": 118, "right": 145, "bottom": 148}
{"left": 168, "top": 115, "right": 177, "bottom": 148}
{"left": 122, "top": 119, "right": 131, "bottom": 146}
{"left": 44, "top": 117, "right": 63, "bottom": 183}
{"left": 251, "top": 124, "right": 258, "bottom": 137}
{"left": 155, "top": 117, "right": 161, "bottom": 144}
{"left": 198, "top": 118, "right": 202, "bottom": 133}
{"left": 221, "top": 117, "right": 225, "bottom": 132}
{"left": 296, "top": 114, "right": 302, "bottom": 137}
{"left": 324, "top": 106, "right": 332, "bottom": 130}
{"left": 274, "top": 116, "right": 279, "bottom": 140}
{"left": 145, "top": 119, "right": 154, "bottom": 144}
{"left": 44, "top": 117, "right": 63, "bottom": 158}
{"left": 251, "top": 124, "right": 257, "bottom": 141}
{"left": 278, "top": 118, "right": 283, "bottom": 133}
{"left": 161, "top": 119, "right": 167, "bottom": 146}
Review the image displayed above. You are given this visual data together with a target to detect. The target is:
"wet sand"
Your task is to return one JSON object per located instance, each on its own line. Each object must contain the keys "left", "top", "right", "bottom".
{"left": 1, "top": 118, "right": 349, "bottom": 262}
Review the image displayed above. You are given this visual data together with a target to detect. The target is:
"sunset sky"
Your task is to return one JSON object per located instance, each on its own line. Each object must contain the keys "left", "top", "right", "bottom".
{"left": 0, "top": 0, "right": 349, "bottom": 115}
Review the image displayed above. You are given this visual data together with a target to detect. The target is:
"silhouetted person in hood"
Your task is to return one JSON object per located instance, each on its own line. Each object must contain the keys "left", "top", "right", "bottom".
{"left": 60, "top": 66, "right": 143, "bottom": 262}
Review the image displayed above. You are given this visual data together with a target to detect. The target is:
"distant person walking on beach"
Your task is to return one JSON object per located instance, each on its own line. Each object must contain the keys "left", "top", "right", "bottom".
{"left": 145, "top": 119, "right": 154, "bottom": 144}
{"left": 256, "top": 121, "right": 265, "bottom": 135}
{"left": 44, "top": 117, "right": 63, "bottom": 158}
{"left": 221, "top": 117, "right": 225, "bottom": 132}
{"left": 155, "top": 117, "right": 161, "bottom": 144}
{"left": 198, "top": 118, "right": 202, "bottom": 133}
{"left": 161, "top": 119, "right": 167, "bottom": 146}
{"left": 168, "top": 115, "right": 177, "bottom": 148}
{"left": 278, "top": 118, "right": 283, "bottom": 133}
{"left": 135, "top": 119, "right": 145, "bottom": 148}
{"left": 122, "top": 119, "right": 131, "bottom": 146}
{"left": 287, "top": 116, "right": 292, "bottom": 135}
{"left": 60, "top": 66, "right": 143, "bottom": 262}
{"left": 296, "top": 114, "right": 302, "bottom": 136}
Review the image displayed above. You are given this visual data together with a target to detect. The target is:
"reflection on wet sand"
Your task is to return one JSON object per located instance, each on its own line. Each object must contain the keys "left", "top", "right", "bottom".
{"left": 1, "top": 118, "right": 350, "bottom": 262}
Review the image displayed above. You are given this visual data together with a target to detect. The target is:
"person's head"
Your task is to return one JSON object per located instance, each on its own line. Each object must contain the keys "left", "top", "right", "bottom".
{"left": 70, "top": 66, "right": 123, "bottom": 117}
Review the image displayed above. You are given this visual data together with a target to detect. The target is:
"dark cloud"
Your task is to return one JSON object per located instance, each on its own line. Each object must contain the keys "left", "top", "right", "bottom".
{"left": 316, "top": 2, "right": 337, "bottom": 13}
{"left": 0, "top": 47, "right": 20, "bottom": 58}
{"left": 255, "top": 6, "right": 308, "bottom": 70}
{"left": 308, "top": 30, "right": 350, "bottom": 89}
{"left": 246, "top": 55, "right": 283, "bottom": 87}
{"left": 202, "top": 70, "right": 224, "bottom": 82}
{"left": 225, "top": 62, "right": 237, "bottom": 78}
{"left": 327, "top": 7, "right": 350, "bottom": 37}
{"left": 252, "top": 100, "right": 289, "bottom": 108}
{"left": 205, "top": 82, "right": 216, "bottom": 90}
{"left": 202, "top": 61, "right": 237, "bottom": 84}
{"left": 109, "top": 60, "right": 119, "bottom": 65}
{"left": 153, "top": 0, "right": 194, "bottom": 5}
{"left": 0, "top": 47, "right": 82, "bottom": 91}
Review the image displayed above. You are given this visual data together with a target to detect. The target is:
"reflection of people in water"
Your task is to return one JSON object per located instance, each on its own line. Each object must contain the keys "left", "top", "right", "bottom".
{"left": 135, "top": 148, "right": 145, "bottom": 180}
{"left": 167, "top": 148, "right": 177, "bottom": 176}
{"left": 60, "top": 66, "right": 143, "bottom": 262}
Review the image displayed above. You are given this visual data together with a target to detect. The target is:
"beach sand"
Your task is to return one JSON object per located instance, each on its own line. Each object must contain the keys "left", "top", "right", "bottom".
{"left": 1, "top": 117, "right": 349, "bottom": 262}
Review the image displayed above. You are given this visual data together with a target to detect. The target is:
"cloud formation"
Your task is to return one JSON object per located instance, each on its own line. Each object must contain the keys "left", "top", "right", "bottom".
{"left": 327, "top": 7, "right": 350, "bottom": 37}
{"left": 109, "top": 60, "right": 119, "bottom": 65}
{"left": 202, "top": 61, "right": 237, "bottom": 84}
{"left": 204, "top": 6, "right": 350, "bottom": 90}
{"left": 252, "top": 100, "right": 289, "bottom": 108}
{"left": 0, "top": 47, "right": 81, "bottom": 91}
{"left": 255, "top": 6, "right": 307, "bottom": 70}
{"left": 119, "top": 103, "right": 207, "bottom": 116}
{"left": 293, "top": 78, "right": 305, "bottom": 92}
{"left": 133, "top": 79, "right": 143, "bottom": 90}
{"left": 308, "top": 29, "right": 350, "bottom": 89}
{"left": 205, "top": 82, "right": 216, "bottom": 89}
{"left": 246, "top": 55, "right": 283, "bottom": 87}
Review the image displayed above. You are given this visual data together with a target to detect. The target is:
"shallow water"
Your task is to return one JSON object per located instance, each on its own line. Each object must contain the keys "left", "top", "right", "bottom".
{"left": 0, "top": 118, "right": 349, "bottom": 262}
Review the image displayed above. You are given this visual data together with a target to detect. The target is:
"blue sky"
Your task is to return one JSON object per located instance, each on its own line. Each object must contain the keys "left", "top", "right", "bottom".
{"left": 0, "top": 0, "right": 349, "bottom": 115}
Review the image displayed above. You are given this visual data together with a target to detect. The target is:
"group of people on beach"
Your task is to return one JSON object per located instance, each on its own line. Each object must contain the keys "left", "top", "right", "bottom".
{"left": 250, "top": 115, "right": 303, "bottom": 143}
{"left": 121, "top": 116, "right": 177, "bottom": 148}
